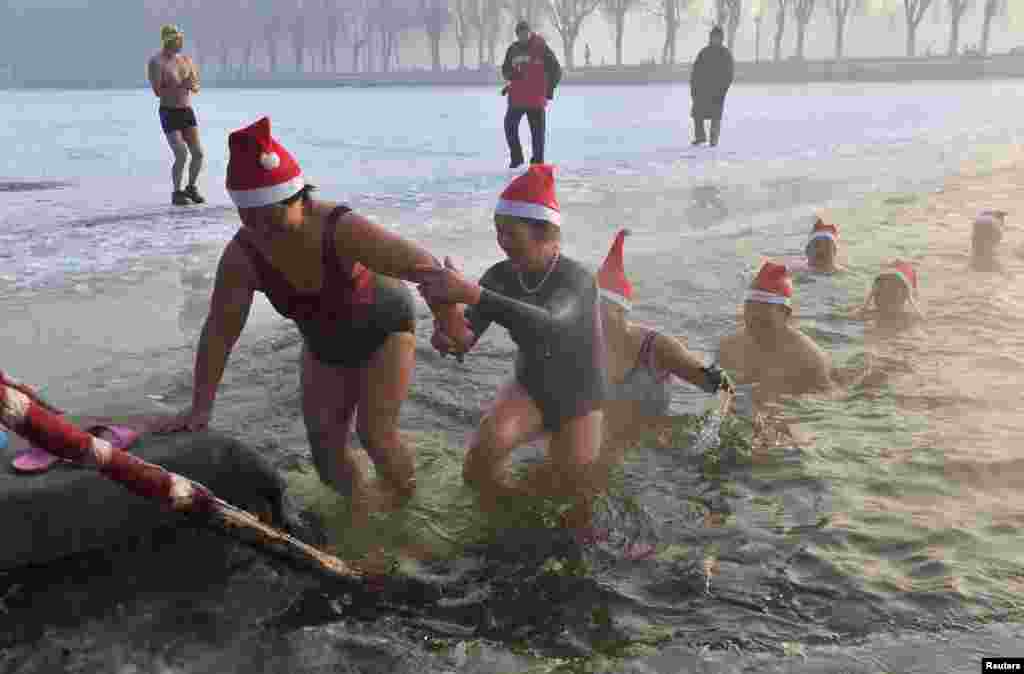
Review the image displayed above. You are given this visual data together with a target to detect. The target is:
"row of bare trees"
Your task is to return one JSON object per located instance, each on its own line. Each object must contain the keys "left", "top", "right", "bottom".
{"left": 144, "top": 0, "right": 1012, "bottom": 78}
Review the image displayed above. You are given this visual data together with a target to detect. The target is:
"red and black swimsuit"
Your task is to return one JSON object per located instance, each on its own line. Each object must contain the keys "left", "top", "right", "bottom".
{"left": 233, "top": 206, "right": 416, "bottom": 368}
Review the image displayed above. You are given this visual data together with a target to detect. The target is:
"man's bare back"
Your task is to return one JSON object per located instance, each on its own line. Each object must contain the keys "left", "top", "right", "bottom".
{"left": 148, "top": 51, "right": 197, "bottom": 109}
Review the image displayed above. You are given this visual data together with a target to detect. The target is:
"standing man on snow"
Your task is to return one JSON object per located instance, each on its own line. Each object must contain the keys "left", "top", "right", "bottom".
{"left": 147, "top": 24, "right": 205, "bottom": 205}
{"left": 501, "top": 20, "right": 562, "bottom": 169}
{"left": 690, "top": 25, "right": 734, "bottom": 148}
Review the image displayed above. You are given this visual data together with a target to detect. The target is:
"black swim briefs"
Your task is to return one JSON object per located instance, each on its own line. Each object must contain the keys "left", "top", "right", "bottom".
{"left": 159, "top": 106, "right": 198, "bottom": 134}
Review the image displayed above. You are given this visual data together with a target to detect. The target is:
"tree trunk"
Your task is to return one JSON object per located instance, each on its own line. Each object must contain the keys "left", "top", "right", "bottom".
{"left": 268, "top": 38, "right": 279, "bottom": 73}
{"left": 562, "top": 33, "right": 576, "bottom": 70}
{"left": 947, "top": 6, "right": 962, "bottom": 56}
{"left": 615, "top": 13, "right": 625, "bottom": 66}
{"left": 352, "top": 42, "right": 361, "bottom": 73}
{"left": 834, "top": 15, "right": 845, "bottom": 60}
{"left": 795, "top": 21, "right": 807, "bottom": 59}
{"left": 980, "top": 0, "right": 996, "bottom": 56}
{"left": 906, "top": 22, "right": 917, "bottom": 56}
{"left": 430, "top": 33, "right": 442, "bottom": 71}
{"left": 244, "top": 40, "right": 253, "bottom": 79}
{"left": 478, "top": 32, "right": 487, "bottom": 68}
{"left": 773, "top": 1, "right": 787, "bottom": 62}
{"left": 728, "top": 10, "right": 741, "bottom": 51}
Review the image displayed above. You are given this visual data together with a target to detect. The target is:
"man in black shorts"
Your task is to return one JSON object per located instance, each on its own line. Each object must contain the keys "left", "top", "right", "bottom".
{"left": 147, "top": 24, "right": 205, "bottom": 206}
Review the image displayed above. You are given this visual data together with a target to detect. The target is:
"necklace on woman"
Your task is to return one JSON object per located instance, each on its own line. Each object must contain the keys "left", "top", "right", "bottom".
{"left": 518, "top": 251, "right": 560, "bottom": 294}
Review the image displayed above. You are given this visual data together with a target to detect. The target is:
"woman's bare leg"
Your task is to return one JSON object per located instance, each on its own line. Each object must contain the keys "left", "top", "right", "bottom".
{"left": 545, "top": 410, "right": 604, "bottom": 528}
{"left": 300, "top": 345, "right": 374, "bottom": 528}
{"left": 356, "top": 331, "right": 417, "bottom": 511}
{"left": 466, "top": 377, "right": 545, "bottom": 508}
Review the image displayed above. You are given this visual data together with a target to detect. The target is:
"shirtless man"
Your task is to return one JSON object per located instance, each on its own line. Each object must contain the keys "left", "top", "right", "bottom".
{"left": 718, "top": 261, "right": 833, "bottom": 400}
{"left": 147, "top": 25, "right": 205, "bottom": 206}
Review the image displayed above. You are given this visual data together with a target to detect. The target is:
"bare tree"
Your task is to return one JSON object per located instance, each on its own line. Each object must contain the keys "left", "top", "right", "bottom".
{"left": 902, "top": 0, "right": 935, "bottom": 56}
{"left": 546, "top": 0, "right": 604, "bottom": 69}
{"left": 264, "top": 15, "right": 284, "bottom": 73}
{"left": 483, "top": 0, "right": 506, "bottom": 65}
{"left": 827, "top": 0, "right": 860, "bottom": 60}
{"left": 453, "top": 0, "right": 475, "bottom": 68}
{"left": 793, "top": 0, "right": 816, "bottom": 60}
{"left": 602, "top": 0, "right": 643, "bottom": 66}
{"left": 421, "top": 0, "right": 451, "bottom": 71}
{"left": 978, "top": 0, "right": 1005, "bottom": 56}
{"left": 508, "top": 0, "right": 547, "bottom": 25}
{"left": 772, "top": 0, "right": 790, "bottom": 61}
{"left": 946, "top": 0, "right": 972, "bottom": 56}
{"left": 646, "top": 0, "right": 691, "bottom": 65}
{"left": 715, "top": 0, "right": 743, "bottom": 50}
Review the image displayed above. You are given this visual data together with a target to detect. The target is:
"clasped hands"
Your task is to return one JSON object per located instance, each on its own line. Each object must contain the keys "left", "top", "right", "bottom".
{"left": 414, "top": 256, "right": 478, "bottom": 357}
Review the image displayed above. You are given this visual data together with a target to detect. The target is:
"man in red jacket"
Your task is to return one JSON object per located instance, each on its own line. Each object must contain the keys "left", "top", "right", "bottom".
{"left": 501, "top": 21, "right": 562, "bottom": 168}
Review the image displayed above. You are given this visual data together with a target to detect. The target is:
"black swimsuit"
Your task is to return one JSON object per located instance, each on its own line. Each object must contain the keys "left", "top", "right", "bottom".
{"left": 466, "top": 256, "right": 608, "bottom": 432}
{"left": 233, "top": 206, "right": 416, "bottom": 368}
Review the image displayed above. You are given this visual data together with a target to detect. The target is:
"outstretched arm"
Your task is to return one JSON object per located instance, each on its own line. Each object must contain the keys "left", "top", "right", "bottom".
{"left": 650, "top": 332, "right": 723, "bottom": 392}
{"left": 333, "top": 209, "right": 469, "bottom": 339}
{"left": 190, "top": 242, "right": 256, "bottom": 415}
{"left": 147, "top": 58, "right": 162, "bottom": 97}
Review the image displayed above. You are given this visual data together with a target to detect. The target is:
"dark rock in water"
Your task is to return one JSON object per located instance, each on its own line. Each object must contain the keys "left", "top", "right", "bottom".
{"left": 0, "top": 428, "right": 290, "bottom": 571}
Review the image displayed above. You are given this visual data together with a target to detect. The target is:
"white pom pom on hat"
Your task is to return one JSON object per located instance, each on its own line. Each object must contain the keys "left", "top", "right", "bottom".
{"left": 259, "top": 152, "right": 281, "bottom": 171}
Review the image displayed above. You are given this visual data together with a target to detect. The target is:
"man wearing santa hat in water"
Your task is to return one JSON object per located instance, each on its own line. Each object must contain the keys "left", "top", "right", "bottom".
{"left": 154, "top": 116, "right": 471, "bottom": 531}
{"left": 805, "top": 218, "right": 844, "bottom": 273}
{"left": 971, "top": 209, "right": 1008, "bottom": 272}
{"left": 418, "top": 164, "right": 606, "bottom": 512}
{"left": 852, "top": 260, "right": 923, "bottom": 331}
{"left": 718, "top": 261, "right": 833, "bottom": 398}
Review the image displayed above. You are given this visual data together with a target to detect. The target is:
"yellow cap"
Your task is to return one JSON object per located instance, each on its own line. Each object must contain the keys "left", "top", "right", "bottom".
{"left": 161, "top": 24, "right": 183, "bottom": 44}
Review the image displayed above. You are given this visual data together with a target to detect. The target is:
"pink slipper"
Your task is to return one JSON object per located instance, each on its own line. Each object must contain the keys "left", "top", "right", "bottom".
{"left": 11, "top": 424, "right": 140, "bottom": 474}
{"left": 11, "top": 445, "right": 62, "bottom": 474}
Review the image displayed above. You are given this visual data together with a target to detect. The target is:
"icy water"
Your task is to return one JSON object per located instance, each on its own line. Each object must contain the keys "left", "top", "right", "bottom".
{"left": 2, "top": 81, "right": 1024, "bottom": 672}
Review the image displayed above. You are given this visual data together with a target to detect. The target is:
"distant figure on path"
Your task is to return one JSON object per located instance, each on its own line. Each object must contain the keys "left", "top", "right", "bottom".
{"left": 585, "top": 44, "right": 592, "bottom": 68}
{"left": 501, "top": 20, "right": 562, "bottom": 168}
{"left": 690, "top": 26, "right": 734, "bottom": 147}
{"left": 147, "top": 24, "right": 205, "bottom": 206}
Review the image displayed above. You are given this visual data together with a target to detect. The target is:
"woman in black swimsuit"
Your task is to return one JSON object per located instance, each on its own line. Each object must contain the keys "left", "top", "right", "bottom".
{"left": 155, "top": 117, "right": 470, "bottom": 528}
{"left": 417, "top": 165, "right": 607, "bottom": 512}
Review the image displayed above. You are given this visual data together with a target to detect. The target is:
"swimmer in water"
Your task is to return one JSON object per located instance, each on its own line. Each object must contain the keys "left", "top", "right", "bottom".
{"left": 596, "top": 229, "right": 734, "bottom": 453}
{"left": 147, "top": 24, "right": 205, "bottom": 206}
{"left": 417, "top": 165, "right": 606, "bottom": 515}
{"left": 153, "top": 117, "right": 470, "bottom": 530}
{"left": 718, "top": 261, "right": 834, "bottom": 399}
{"left": 804, "top": 218, "right": 844, "bottom": 273}
{"left": 851, "top": 260, "right": 923, "bottom": 331}
{"left": 970, "top": 210, "right": 1007, "bottom": 272}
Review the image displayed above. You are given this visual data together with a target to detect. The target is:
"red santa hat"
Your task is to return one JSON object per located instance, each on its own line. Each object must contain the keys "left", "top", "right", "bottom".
{"left": 495, "top": 164, "right": 561, "bottom": 226}
{"left": 226, "top": 117, "right": 305, "bottom": 208}
{"left": 806, "top": 219, "right": 839, "bottom": 255}
{"left": 878, "top": 260, "right": 917, "bottom": 294}
{"left": 598, "top": 229, "right": 633, "bottom": 311}
{"left": 746, "top": 261, "right": 793, "bottom": 308}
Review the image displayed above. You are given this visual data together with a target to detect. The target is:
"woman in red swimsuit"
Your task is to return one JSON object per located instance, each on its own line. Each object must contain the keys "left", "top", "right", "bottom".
{"left": 155, "top": 117, "right": 469, "bottom": 528}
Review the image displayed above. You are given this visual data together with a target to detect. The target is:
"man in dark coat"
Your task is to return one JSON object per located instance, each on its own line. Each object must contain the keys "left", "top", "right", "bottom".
{"left": 501, "top": 20, "right": 562, "bottom": 168}
{"left": 690, "top": 26, "right": 734, "bottom": 147}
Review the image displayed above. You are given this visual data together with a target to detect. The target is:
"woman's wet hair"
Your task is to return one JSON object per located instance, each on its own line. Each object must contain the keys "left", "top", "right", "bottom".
{"left": 278, "top": 183, "right": 318, "bottom": 207}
